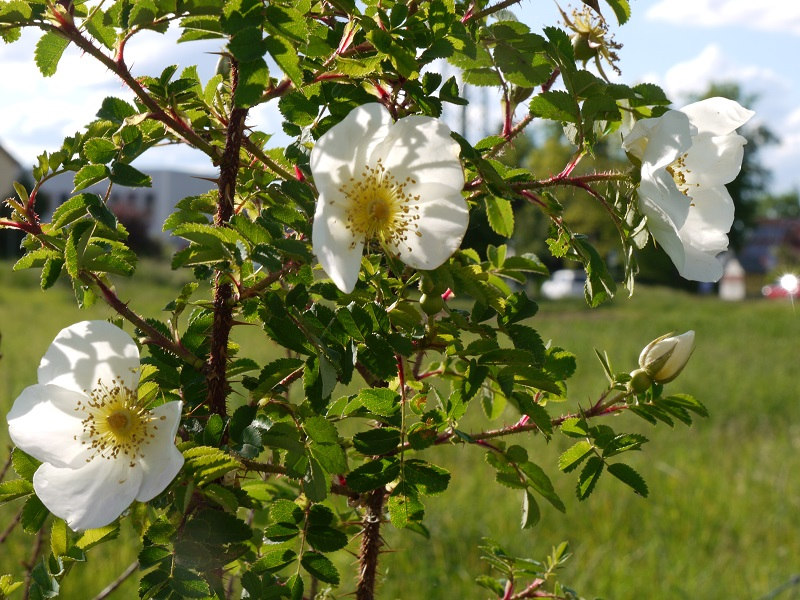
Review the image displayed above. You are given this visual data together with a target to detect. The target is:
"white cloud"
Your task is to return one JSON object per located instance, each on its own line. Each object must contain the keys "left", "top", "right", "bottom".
{"left": 640, "top": 44, "right": 788, "bottom": 104}
{"left": 647, "top": 0, "right": 800, "bottom": 36}
{"left": 0, "top": 26, "right": 221, "bottom": 170}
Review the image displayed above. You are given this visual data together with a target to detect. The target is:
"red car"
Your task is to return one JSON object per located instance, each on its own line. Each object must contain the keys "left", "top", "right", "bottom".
{"left": 761, "top": 274, "right": 800, "bottom": 298}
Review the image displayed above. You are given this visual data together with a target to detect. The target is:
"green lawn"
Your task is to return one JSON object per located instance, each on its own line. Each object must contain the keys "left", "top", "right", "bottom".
{"left": 1, "top": 262, "right": 799, "bottom": 599}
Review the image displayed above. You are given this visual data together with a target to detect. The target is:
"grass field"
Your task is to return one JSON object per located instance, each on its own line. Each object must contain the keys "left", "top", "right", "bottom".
{"left": 1, "top": 260, "right": 799, "bottom": 599}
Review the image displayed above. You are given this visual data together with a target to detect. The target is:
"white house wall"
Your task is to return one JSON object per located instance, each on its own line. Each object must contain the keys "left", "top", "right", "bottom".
{"left": 40, "top": 169, "right": 215, "bottom": 246}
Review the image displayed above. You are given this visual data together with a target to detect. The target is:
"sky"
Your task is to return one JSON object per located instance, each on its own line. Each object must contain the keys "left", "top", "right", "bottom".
{"left": 0, "top": 0, "right": 798, "bottom": 192}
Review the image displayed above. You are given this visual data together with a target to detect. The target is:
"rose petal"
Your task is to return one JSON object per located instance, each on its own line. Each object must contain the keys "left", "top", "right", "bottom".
{"left": 373, "top": 116, "right": 464, "bottom": 193}
{"left": 680, "top": 97, "right": 755, "bottom": 136}
{"left": 388, "top": 184, "right": 469, "bottom": 270}
{"left": 312, "top": 195, "right": 365, "bottom": 293}
{"left": 680, "top": 186, "right": 735, "bottom": 253}
{"left": 33, "top": 457, "right": 143, "bottom": 531}
{"left": 623, "top": 110, "right": 692, "bottom": 170}
{"left": 136, "top": 402, "right": 184, "bottom": 502}
{"left": 310, "top": 103, "right": 392, "bottom": 197}
{"left": 639, "top": 165, "right": 691, "bottom": 229}
{"left": 38, "top": 321, "right": 140, "bottom": 395}
{"left": 6, "top": 384, "right": 92, "bottom": 468}
{"left": 677, "top": 242, "right": 726, "bottom": 282}
{"left": 683, "top": 133, "right": 747, "bottom": 187}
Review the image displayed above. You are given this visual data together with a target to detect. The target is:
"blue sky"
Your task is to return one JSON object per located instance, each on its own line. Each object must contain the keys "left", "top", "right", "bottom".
{"left": 1, "top": 0, "right": 798, "bottom": 192}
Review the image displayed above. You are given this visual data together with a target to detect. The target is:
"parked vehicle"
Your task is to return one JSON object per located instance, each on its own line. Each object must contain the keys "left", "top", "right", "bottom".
{"left": 541, "top": 269, "right": 586, "bottom": 300}
{"left": 761, "top": 273, "right": 799, "bottom": 298}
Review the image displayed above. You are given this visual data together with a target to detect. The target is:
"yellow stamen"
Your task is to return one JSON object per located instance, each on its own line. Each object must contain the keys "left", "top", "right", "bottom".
{"left": 338, "top": 158, "right": 422, "bottom": 251}
{"left": 666, "top": 152, "right": 699, "bottom": 199}
{"left": 75, "top": 376, "right": 158, "bottom": 463}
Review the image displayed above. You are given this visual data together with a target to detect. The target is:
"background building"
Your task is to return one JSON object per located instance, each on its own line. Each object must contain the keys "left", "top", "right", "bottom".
{"left": 39, "top": 169, "right": 216, "bottom": 251}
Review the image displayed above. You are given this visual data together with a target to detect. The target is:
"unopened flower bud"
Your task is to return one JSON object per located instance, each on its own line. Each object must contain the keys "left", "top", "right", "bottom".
{"left": 638, "top": 330, "right": 695, "bottom": 384}
{"left": 627, "top": 368, "right": 653, "bottom": 394}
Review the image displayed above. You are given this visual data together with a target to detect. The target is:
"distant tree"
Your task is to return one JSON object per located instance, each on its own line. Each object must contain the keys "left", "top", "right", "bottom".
{"left": 755, "top": 189, "right": 800, "bottom": 220}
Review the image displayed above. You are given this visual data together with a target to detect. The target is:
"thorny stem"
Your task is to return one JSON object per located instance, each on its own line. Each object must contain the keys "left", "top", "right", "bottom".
{"left": 512, "top": 171, "right": 629, "bottom": 193}
{"left": 56, "top": 21, "right": 221, "bottom": 162}
{"left": 241, "top": 138, "right": 297, "bottom": 183}
{"left": 489, "top": 113, "right": 534, "bottom": 158}
{"left": 207, "top": 60, "right": 249, "bottom": 421}
{"left": 86, "top": 273, "right": 204, "bottom": 369}
{"left": 91, "top": 561, "right": 139, "bottom": 600}
{"left": 468, "top": 0, "right": 524, "bottom": 21}
{"left": 355, "top": 488, "right": 386, "bottom": 600}
{"left": 388, "top": 395, "right": 629, "bottom": 456}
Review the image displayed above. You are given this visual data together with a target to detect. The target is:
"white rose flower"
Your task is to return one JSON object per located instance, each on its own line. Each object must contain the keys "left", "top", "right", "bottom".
{"left": 6, "top": 320, "right": 184, "bottom": 531}
{"left": 622, "top": 97, "right": 754, "bottom": 282}
{"left": 310, "top": 103, "right": 468, "bottom": 293}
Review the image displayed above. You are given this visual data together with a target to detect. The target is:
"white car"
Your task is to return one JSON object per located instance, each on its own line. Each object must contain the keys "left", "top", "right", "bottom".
{"left": 541, "top": 269, "right": 586, "bottom": 300}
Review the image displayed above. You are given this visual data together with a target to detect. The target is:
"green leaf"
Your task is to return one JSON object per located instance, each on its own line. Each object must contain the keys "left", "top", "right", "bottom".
{"left": 519, "top": 461, "right": 565, "bottom": 512}
{"left": 387, "top": 483, "right": 425, "bottom": 528}
{"left": 304, "top": 416, "right": 338, "bottom": 444}
{"left": 252, "top": 548, "right": 297, "bottom": 574}
{"left": 303, "top": 456, "right": 329, "bottom": 502}
{"left": 12, "top": 448, "right": 41, "bottom": 482}
{"left": 529, "top": 90, "right": 578, "bottom": 122}
{"left": 183, "top": 509, "right": 252, "bottom": 546}
{"left": 229, "top": 26, "right": 266, "bottom": 62}
{"left": 607, "top": 463, "right": 648, "bottom": 497}
{"left": 558, "top": 440, "right": 593, "bottom": 473}
{"left": 0, "top": 1, "right": 32, "bottom": 22}
{"left": 73, "top": 164, "right": 110, "bottom": 192}
{"left": 309, "top": 440, "right": 347, "bottom": 475}
{"left": 357, "top": 388, "right": 401, "bottom": 417}
{"left": 183, "top": 445, "right": 242, "bottom": 486}
{"left": 76, "top": 523, "right": 119, "bottom": 550}
{"left": 21, "top": 495, "right": 49, "bottom": 533}
{"left": 404, "top": 460, "right": 450, "bottom": 495}
{"left": 346, "top": 457, "right": 400, "bottom": 493}
{"left": 300, "top": 551, "right": 340, "bottom": 585}
{"left": 97, "top": 97, "right": 137, "bottom": 124}
{"left": 138, "top": 544, "right": 172, "bottom": 569}
{"left": 169, "top": 567, "right": 211, "bottom": 598}
{"left": 485, "top": 196, "right": 514, "bottom": 238}
{"left": 51, "top": 193, "right": 100, "bottom": 230}
{"left": 603, "top": 0, "right": 631, "bottom": 24}
{"left": 662, "top": 394, "right": 709, "bottom": 418}
{"left": 352, "top": 428, "right": 402, "bottom": 455}
{"left": 41, "top": 257, "right": 64, "bottom": 290}
{"left": 306, "top": 525, "right": 348, "bottom": 552}
{"left": 521, "top": 490, "right": 540, "bottom": 529}
{"left": 577, "top": 456, "right": 604, "bottom": 500}
{"left": 235, "top": 58, "right": 270, "bottom": 107}
{"left": 265, "top": 35, "right": 302, "bottom": 85}
{"left": 83, "top": 138, "right": 118, "bottom": 164}
{"left": 50, "top": 519, "right": 68, "bottom": 558}
{"left": 34, "top": 31, "right": 70, "bottom": 77}
{"left": 110, "top": 162, "right": 152, "bottom": 187}
{"left": 0, "top": 479, "right": 34, "bottom": 503}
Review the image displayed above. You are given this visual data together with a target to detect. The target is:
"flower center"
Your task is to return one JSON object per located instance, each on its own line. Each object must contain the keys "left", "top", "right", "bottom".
{"left": 75, "top": 377, "right": 163, "bottom": 465}
{"left": 666, "top": 153, "right": 699, "bottom": 200}
{"left": 339, "top": 158, "right": 421, "bottom": 249}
